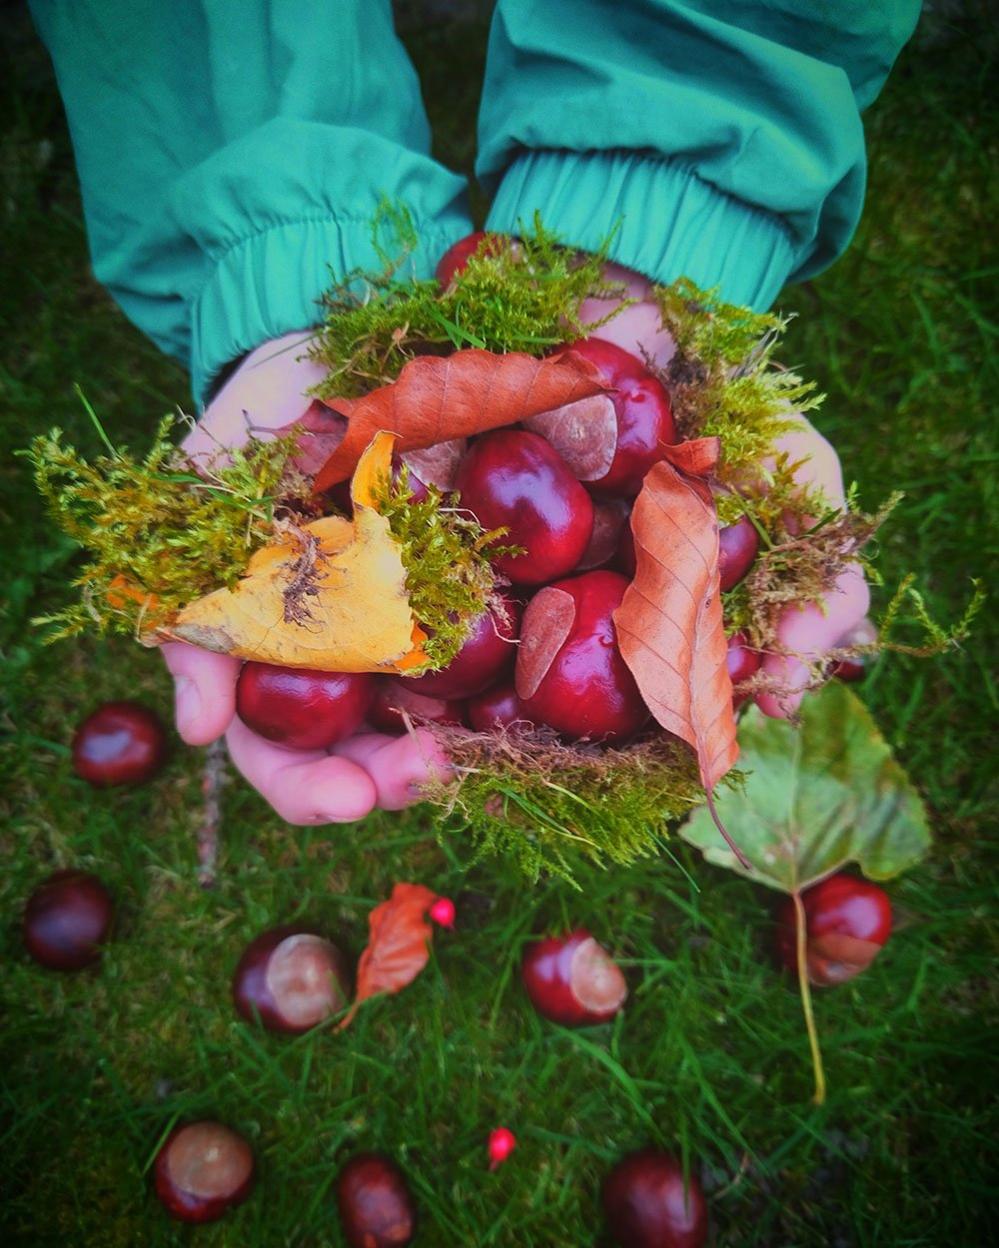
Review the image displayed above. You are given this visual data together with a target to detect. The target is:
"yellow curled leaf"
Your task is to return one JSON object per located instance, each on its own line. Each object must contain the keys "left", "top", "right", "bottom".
{"left": 159, "top": 432, "right": 429, "bottom": 672}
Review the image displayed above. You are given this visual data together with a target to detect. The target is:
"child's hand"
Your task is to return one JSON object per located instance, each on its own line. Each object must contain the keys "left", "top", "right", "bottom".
{"left": 581, "top": 267, "right": 869, "bottom": 720}
{"left": 162, "top": 335, "right": 448, "bottom": 824}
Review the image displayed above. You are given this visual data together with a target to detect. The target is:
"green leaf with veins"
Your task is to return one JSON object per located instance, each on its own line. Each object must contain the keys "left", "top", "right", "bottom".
{"left": 681, "top": 682, "right": 931, "bottom": 892}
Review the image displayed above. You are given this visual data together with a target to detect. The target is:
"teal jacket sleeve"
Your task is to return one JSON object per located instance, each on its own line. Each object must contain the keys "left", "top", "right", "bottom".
{"left": 478, "top": 0, "right": 920, "bottom": 309}
{"left": 29, "top": 1, "right": 471, "bottom": 403}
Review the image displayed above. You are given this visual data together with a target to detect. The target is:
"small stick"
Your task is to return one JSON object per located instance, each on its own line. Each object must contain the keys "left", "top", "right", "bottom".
{"left": 197, "top": 738, "right": 228, "bottom": 888}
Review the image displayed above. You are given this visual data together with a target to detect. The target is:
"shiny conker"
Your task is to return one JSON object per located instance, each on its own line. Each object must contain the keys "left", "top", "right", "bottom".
{"left": 455, "top": 429, "right": 594, "bottom": 584}
{"left": 466, "top": 682, "right": 533, "bottom": 732}
{"left": 776, "top": 873, "right": 892, "bottom": 986}
{"left": 515, "top": 570, "right": 648, "bottom": 740}
{"left": 236, "top": 663, "right": 374, "bottom": 750}
{"left": 23, "top": 869, "right": 113, "bottom": 971}
{"left": 232, "top": 925, "right": 350, "bottom": 1033}
{"left": 72, "top": 700, "right": 166, "bottom": 787}
{"left": 153, "top": 1121, "right": 255, "bottom": 1224}
{"left": 718, "top": 515, "right": 759, "bottom": 591}
{"left": 602, "top": 1149, "right": 708, "bottom": 1248}
{"left": 398, "top": 593, "right": 521, "bottom": 699}
{"left": 368, "top": 680, "right": 466, "bottom": 732}
{"left": 521, "top": 928, "right": 627, "bottom": 1025}
{"left": 336, "top": 1152, "right": 416, "bottom": 1248}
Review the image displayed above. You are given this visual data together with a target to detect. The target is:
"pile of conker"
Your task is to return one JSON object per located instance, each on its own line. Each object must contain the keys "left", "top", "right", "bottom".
{"left": 233, "top": 323, "right": 764, "bottom": 752}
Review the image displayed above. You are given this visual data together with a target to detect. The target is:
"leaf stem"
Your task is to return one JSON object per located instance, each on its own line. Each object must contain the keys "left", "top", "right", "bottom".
{"left": 705, "top": 788, "right": 751, "bottom": 869}
{"left": 792, "top": 889, "right": 826, "bottom": 1105}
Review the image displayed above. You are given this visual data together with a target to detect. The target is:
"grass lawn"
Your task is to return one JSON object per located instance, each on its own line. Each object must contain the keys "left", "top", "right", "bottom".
{"left": 1, "top": 3, "right": 996, "bottom": 1244}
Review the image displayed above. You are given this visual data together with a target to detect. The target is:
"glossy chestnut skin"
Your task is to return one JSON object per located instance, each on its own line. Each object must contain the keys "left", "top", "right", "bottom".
{"left": 467, "top": 681, "right": 533, "bottom": 732}
{"left": 522, "top": 928, "right": 628, "bottom": 1025}
{"left": 718, "top": 515, "right": 759, "bottom": 591}
{"left": 558, "top": 337, "right": 676, "bottom": 496}
{"left": 336, "top": 1153, "right": 416, "bottom": 1248}
{"left": 72, "top": 700, "right": 166, "bottom": 787}
{"left": 236, "top": 663, "right": 374, "bottom": 750}
{"left": 23, "top": 869, "right": 113, "bottom": 971}
{"left": 777, "top": 873, "right": 893, "bottom": 986}
{"left": 398, "top": 593, "right": 521, "bottom": 699}
{"left": 726, "top": 631, "right": 761, "bottom": 688}
{"left": 153, "top": 1121, "right": 255, "bottom": 1224}
{"left": 455, "top": 430, "right": 594, "bottom": 585}
{"left": 232, "top": 925, "right": 350, "bottom": 1033}
{"left": 516, "top": 570, "right": 648, "bottom": 740}
{"left": 602, "top": 1150, "right": 708, "bottom": 1248}
{"left": 368, "top": 680, "right": 466, "bottom": 733}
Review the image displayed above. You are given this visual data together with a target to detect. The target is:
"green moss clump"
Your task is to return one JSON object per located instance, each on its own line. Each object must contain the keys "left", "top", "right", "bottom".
{"left": 25, "top": 405, "right": 303, "bottom": 639}
{"left": 311, "top": 209, "right": 628, "bottom": 398}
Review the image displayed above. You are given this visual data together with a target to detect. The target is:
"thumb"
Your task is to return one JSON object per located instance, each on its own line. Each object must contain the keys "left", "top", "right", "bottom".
{"left": 161, "top": 641, "right": 240, "bottom": 745}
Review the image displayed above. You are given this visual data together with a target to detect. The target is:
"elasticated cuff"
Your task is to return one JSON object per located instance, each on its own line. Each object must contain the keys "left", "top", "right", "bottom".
{"left": 486, "top": 149, "right": 796, "bottom": 310}
{"left": 189, "top": 215, "right": 465, "bottom": 405}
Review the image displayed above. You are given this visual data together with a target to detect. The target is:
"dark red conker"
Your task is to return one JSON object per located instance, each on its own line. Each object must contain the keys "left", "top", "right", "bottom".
{"left": 435, "top": 231, "right": 506, "bottom": 287}
{"left": 467, "top": 681, "right": 533, "bottom": 732}
{"left": 232, "top": 925, "right": 350, "bottom": 1034}
{"left": 23, "top": 869, "right": 113, "bottom": 971}
{"left": 455, "top": 429, "right": 594, "bottom": 585}
{"left": 522, "top": 928, "right": 627, "bottom": 1026}
{"left": 336, "top": 1153, "right": 416, "bottom": 1248}
{"left": 718, "top": 515, "right": 759, "bottom": 591}
{"left": 515, "top": 570, "right": 648, "bottom": 740}
{"left": 153, "top": 1121, "right": 255, "bottom": 1224}
{"left": 72, "top": 700, "right": 166, "bottom": 787}
{"left": 777, "top": 873, "right": 892, "bottom": 987}
{"left": 398, "top": 593, "right": 521, "bottom": 700}
{"left": 368, "top": 680, "right": 466, "bottom": 733}
{"left": 528, "top": 337, "right": 676, "bottom": 497}
{"left": 236, "top": 663, "right": 374, "bottom": 750}
{"left": 602, "top": 1149, "right": 708, "bottom": 1248}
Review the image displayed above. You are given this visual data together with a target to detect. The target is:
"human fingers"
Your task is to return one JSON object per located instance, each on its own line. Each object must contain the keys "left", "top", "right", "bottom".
{"left": 160, "top": 641, "right": 240, "bottom": 745}
{"left": 334, "top": 730, "right": 452, "bottom": 812}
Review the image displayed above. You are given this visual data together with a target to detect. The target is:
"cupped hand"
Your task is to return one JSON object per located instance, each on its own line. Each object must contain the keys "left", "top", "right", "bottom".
{"left": 163, "top": 334, "right": 447, "bottom": 824}
{"left": 581, "top": 265, "right": 869, "bottom": 720}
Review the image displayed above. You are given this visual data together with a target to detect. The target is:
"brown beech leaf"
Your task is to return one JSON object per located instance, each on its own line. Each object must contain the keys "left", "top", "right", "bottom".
{"left": 660, "top": 436, "right": 721, "bottom": 478}
{"left": 613, "top": 458, "right": 739, "bottom": 790}
{"left": 339, "top": 882, "right": 438, "bottom": 1030}
{"left": 313, "top": 349, "right": 611, "bottom": 491}
{"left": 274, "top": 399, "right": 347, "bottom": 477}
{"left": 160, "top": 432, "right": 428, "bottom": 672}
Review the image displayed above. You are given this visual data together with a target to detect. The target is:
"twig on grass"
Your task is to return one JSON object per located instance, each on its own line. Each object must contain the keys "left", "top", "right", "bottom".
{"left": 197, "top": 738, "right": 228, "bottom": 888}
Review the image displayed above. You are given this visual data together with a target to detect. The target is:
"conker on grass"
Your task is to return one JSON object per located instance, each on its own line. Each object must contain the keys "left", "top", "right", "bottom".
{"left": 515, "top": 570, "right": 648, "bottom": 740}
{"left": 232, "top": 926, "right": 350, "bottom": 1033}
{"left": 336, "top": 1152, "right": 416, "bottom": 1248}
{"left": 236, "top": 664, "right": 374, "bottom": 751}
{"left": 522, "top": 928, "right": 627, "bottom": 1025}
{"left": 528, "top": 337, "right": 676, "bottom": 497}
{"left": 368, "top": 681, "right": 466, "bottom": 733}
{"left": 23, "top": 869, "right": 113, "bottom": 971}
{"left": 777, "top": 873, "right": 892, "bottom": 986}
{"left": 455, "top": 429, "right": 594, "bottom": 584}
{"left": 153, "top": 1120, "right": 255, "bottom": 1224}
{"left": 398, "top": 593, "right": 521, "bottom": 699}
{"left": 602, "top": 1149, "right": 708, "bottom": 1248}
{"left": 72, "top": 700, "right": 166, "bottom": 787}
{"left": 717, "top": 515, "right": 759, "bottom": 591}
{"left": 467, "top": 681, "right": 533, "bottom": 732}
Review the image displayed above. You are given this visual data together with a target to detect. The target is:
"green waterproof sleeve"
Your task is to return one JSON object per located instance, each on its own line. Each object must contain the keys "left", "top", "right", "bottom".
{"left": 479, "top": 0, "right": 920, "bottom": 308}
{"left": 29, "top": 1, "right": 471, "bottom": 402}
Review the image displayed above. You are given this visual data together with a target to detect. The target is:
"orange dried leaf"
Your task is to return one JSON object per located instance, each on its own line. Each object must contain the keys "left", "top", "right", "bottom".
{"left": 613, "top": 459, "right": 739, "bottom": 789}
{"left": 313, "top": 349, "right": 611, "bottom": 491}
{"left": 159, "top": 433, "right": 428, "bottom": 672}
{"left": 339, "top": 882, "right": 438, "bottom": 1030}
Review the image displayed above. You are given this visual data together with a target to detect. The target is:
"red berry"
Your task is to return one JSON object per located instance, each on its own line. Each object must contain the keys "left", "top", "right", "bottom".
{"left": 368, "top": 681, "right": 466, "bottom": 733}
{"left": 23, "top": 870, "right": 113, "bottom": 971}
{"left": 336, "top": 1153, "right": 416, "bottom": 1248}
{"left": 428, "top": 896, "right": 456, "bottom": 929}
{"left": 776, "top": 873, "right": 892, "bottom": 986}
{"left": 527, "top": 337, "right": 675, "bottom": 497}
{"left": 488, "top": 1127, "right": 517, "bottom": 1170}
{"left": 455, "top": 430, "right": 594, "bottom": 585}
{"left": 515, "top": 570, "right": 648, "bottom": 740}
{"left": 466, "top": 681, "right": 533, "bottom": 732}
{"left": 521, "top": 928, "right": 628, "bottom": 1026}
{"left": 153, "top": 1121, "right": 255, "bottom": 1224}
{"left": 232, "top": 926, "right": 350, "bottom": 1034}
{"left": 398, "top": 593, "right": 521, "bottom": 699}
{"left": 602, "top": 1150, "right": 708, "bottom": 1248}
{"left": 718, "top": 516, "right": 759, "bottom": 591}
{"left": 236, "top": 664, "right": 374, "bottom": 750}
{"left": 72, "top": 700, "right": 166, "bottom": 787}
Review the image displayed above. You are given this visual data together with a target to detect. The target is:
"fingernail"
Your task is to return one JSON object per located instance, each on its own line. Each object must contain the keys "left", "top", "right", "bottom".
{"left": 173, "top": 675, "right": 201, "bottom": 735}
